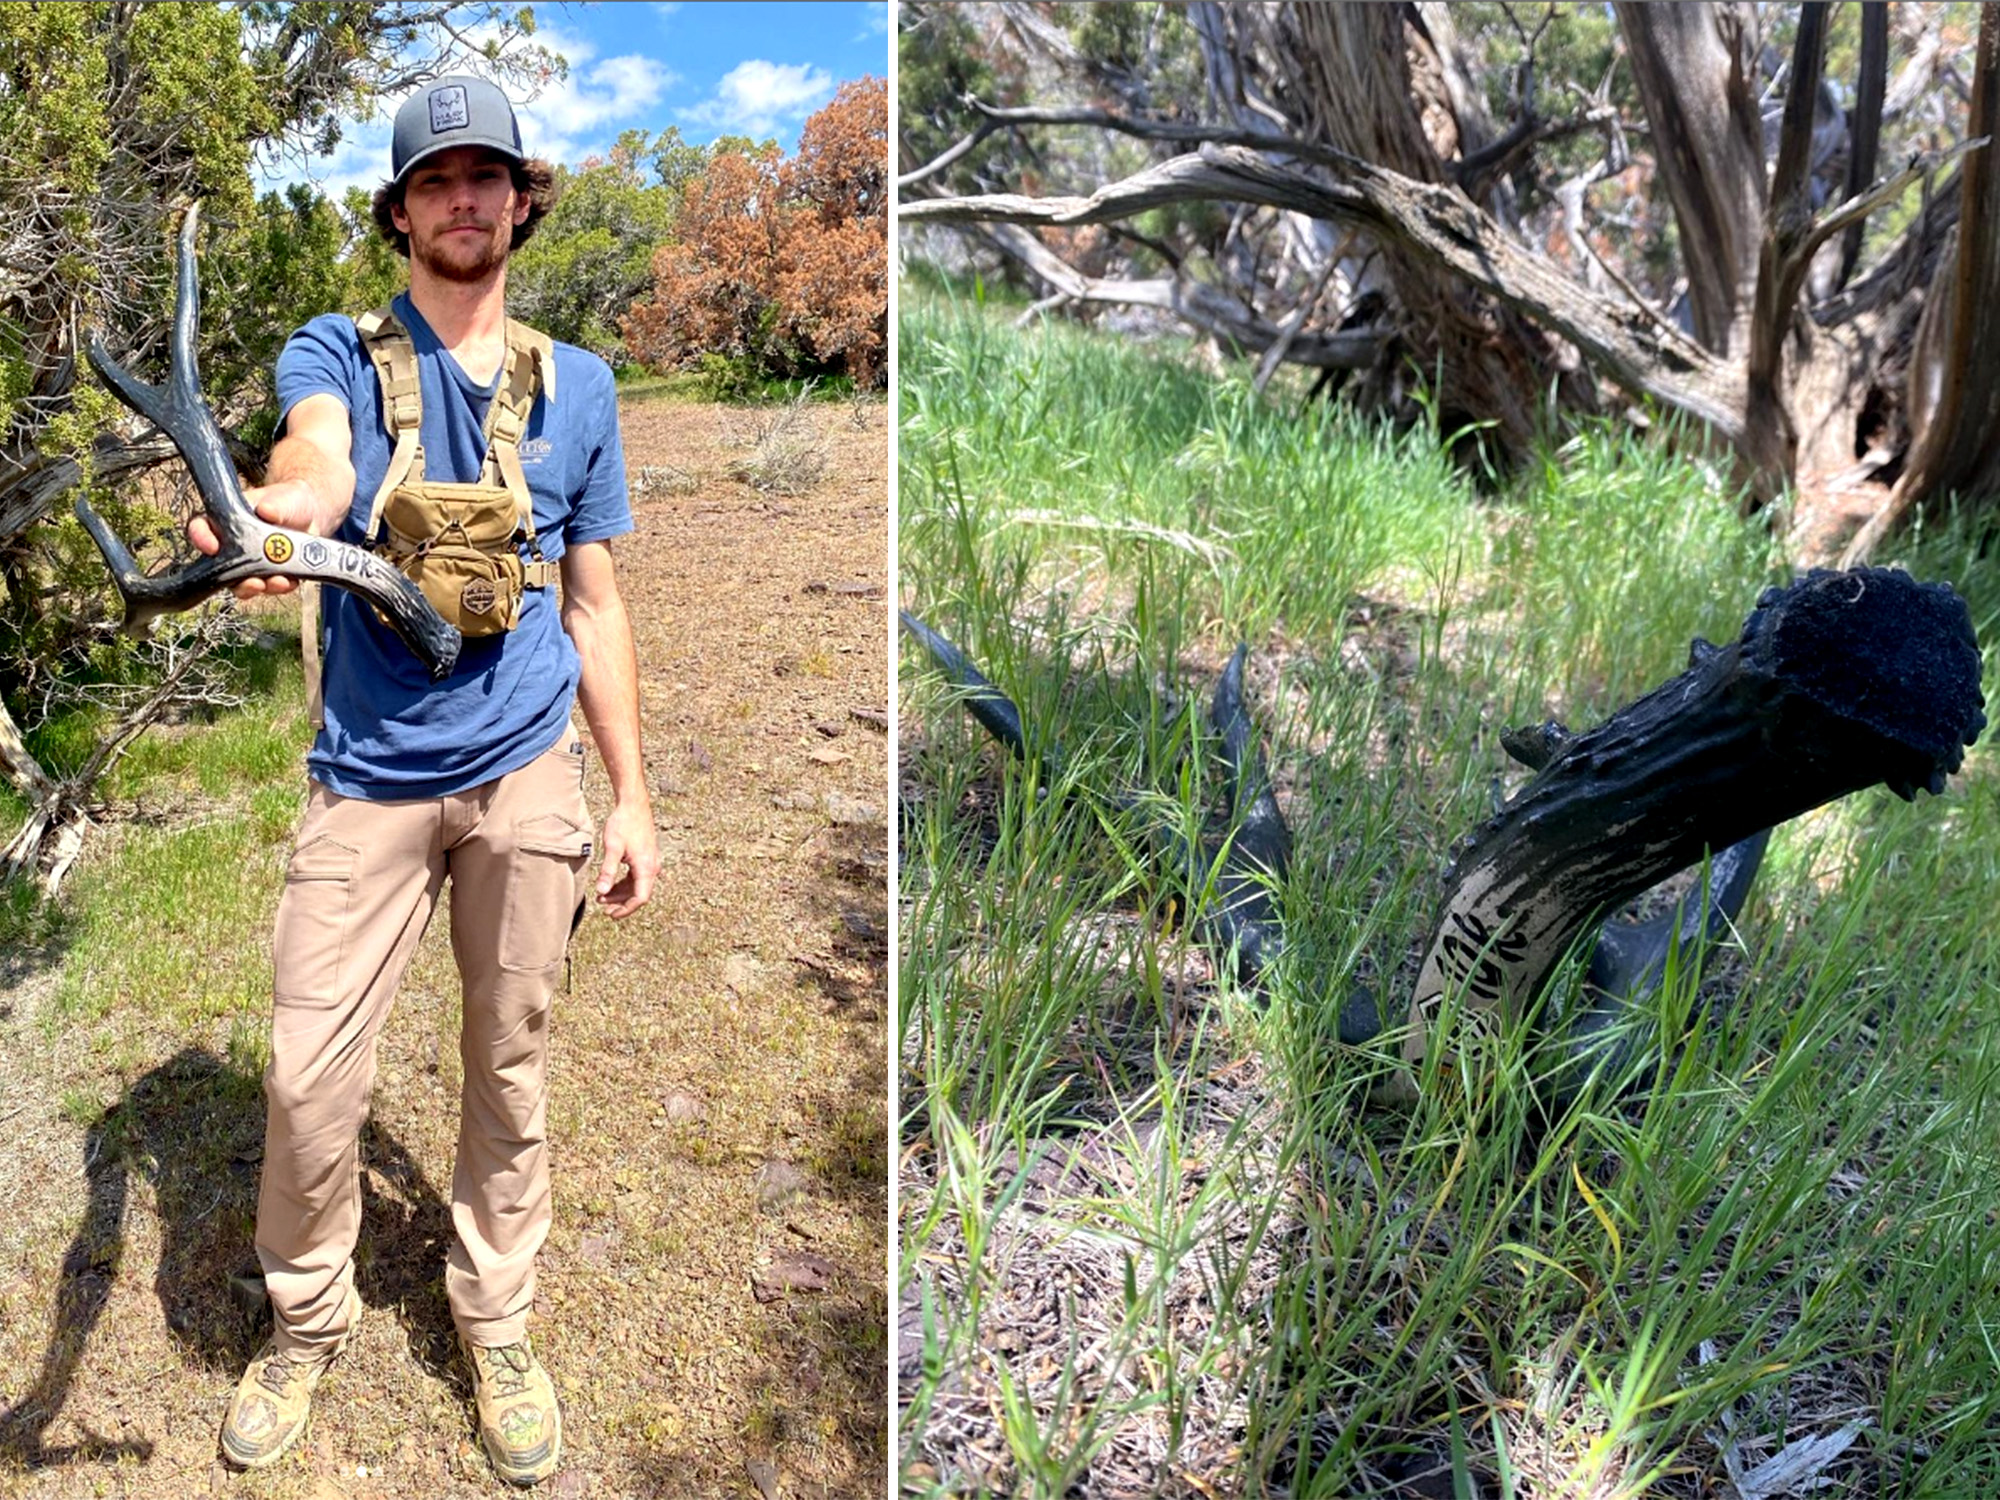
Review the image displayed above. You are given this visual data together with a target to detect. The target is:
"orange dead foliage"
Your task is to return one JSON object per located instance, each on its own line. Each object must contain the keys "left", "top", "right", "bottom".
{"left": 624, "top": 77, "right": 887, "bottom": 387}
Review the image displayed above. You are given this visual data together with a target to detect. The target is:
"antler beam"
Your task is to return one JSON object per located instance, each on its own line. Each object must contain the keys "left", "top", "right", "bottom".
{"left": 77, "top": 205, "right": 461, "bottom": 680}
{"left": 1405, "top": 567, "right": 1987, "bottom": 1075}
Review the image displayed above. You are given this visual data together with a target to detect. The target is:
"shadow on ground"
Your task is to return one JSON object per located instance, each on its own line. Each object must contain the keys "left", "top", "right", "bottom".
{"left": 0, "top": 1045, "right": 464, "bottom": 1471}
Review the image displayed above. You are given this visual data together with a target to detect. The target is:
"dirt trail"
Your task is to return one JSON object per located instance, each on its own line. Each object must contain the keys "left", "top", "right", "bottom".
{"left": 0, "top": 398, "right": 889, "bottom": 1498}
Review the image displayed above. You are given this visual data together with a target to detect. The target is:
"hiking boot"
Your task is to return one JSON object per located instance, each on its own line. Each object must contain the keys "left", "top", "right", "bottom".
{"left": 465, "top": 1336, "right": 562, "bottom": 1486}
{"left": 219, "top": 1286, "right": 361, "bottom": 1469}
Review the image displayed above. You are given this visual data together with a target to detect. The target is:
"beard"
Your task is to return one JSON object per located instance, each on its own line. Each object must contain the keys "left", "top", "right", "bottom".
{"left": 411, "top": 219, "right": 511, "bottom": 284}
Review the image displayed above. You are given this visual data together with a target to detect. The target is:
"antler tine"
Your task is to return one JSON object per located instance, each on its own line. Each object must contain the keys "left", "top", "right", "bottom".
{"left": 168, "top": 202, "right": 204, "bottom": 406}
{"left": 86, "top": 203, "right": 258, "bottom": 559}
{"left": 74, "top": 201, "right": 463, "bottom": 679}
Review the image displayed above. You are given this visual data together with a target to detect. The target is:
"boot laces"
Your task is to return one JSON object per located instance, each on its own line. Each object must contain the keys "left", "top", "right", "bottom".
{"left": 476, "top": 1342, "right": 534, "bottom": 1398}
{"left": 254, "top": 1347, "right": 311, "bottom": 1397}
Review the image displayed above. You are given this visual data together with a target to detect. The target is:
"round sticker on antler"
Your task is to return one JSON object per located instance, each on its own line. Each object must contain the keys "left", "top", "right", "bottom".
{"left": 461, "top": 578, "right": 496, "bottom": 615}
{"left": 264, "top": 534, "right": 294, "bottom": 565}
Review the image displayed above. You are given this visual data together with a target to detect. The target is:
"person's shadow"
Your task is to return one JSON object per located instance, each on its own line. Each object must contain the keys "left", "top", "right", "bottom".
{"left": 0, "top": 1045, "right": 459, "bottom": 1469}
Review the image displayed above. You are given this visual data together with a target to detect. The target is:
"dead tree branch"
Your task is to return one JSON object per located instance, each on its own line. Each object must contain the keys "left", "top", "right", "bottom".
{"left": 905, "top": 144, "right": 1743, "bottom": 438}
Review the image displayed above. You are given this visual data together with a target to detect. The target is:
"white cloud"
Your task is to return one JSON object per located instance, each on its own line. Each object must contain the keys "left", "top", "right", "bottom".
{"left": 679, "top": 59, "right": 836, "bottom": 139}
{"left": 860, "top": 2, "right": 888, "bottom": 36}
{"left": 518, "top": 51, "right": 681, "bottom": 161}
{"left": 505, "top": 19, "right": 680, "bottom": 164}
{"left": 255, "top": 21, "right": 682, "bottom": 195}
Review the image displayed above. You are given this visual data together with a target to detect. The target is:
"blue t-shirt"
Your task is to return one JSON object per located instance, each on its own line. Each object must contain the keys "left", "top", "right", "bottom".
{"left": 276, "top": 293, "right": 632, "bottom": 799}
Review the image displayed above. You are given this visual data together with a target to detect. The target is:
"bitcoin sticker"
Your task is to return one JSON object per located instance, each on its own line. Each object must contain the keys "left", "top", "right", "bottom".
{"left": 263, "top": 534, "right": 294, "bottom": 565}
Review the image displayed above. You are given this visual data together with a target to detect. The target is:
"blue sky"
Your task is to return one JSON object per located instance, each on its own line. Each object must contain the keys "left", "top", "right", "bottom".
{"left": 259, "top": 1, "right": 890, "bottom": 200}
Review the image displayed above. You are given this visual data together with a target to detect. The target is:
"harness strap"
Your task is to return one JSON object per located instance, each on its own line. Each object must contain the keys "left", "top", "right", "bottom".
{"left": 356, "top": 307, "right": 425, "bottom": 542}
{"left": 354, "top": 306, "right": 556, "bottom": 550}
{"left": 485, "top": 321, "right": 554, "bottom": 553}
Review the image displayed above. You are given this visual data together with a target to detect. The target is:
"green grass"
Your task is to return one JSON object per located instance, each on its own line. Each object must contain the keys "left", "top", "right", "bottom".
{"left": 898, "top": 296, "right": 2000, "bottom": 1497}
{"left": 4, "top": 620, "right": 310, "bottom": 1031}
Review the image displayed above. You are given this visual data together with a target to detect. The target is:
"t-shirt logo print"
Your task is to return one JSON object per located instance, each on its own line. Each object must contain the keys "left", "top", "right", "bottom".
{"left": 429, "top": 85, "right": 470, "bottom": 134}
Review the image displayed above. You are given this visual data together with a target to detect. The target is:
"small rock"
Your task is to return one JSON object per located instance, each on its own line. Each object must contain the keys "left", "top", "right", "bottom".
{"left": 822, "top": 793, "right": 883, "bottom": 827}
{"left": 847, "top": 706, "right": 887, "bottom": 731}
{"left": 723, "top": 952, "right": 762, "bottom": 992}
{"left": 755, "top": 1251, "right": 835, "bottom": 1299}
{"left": 686, "top": 740, "right": 713, "bottom": 773}
{"left": 812, "top": 720, "right": 844, "bottom": 738}
{"left": 745, "top": 1457, "right": 780, "bottom": 1500}
{"left": 755, "top": 1159, "right": 810, "bottom": 1211}
{"left": 770, "top": 789, "right": 820, "bottom": 812}
{"left": 806, "top": 747, "right": 850, "bottom": 765}
{"left": 660, "top": 1089, "right": 705, "bottom": 1124}
{"left": 579, "top": 1231, "right": 615, "bottom": 1267}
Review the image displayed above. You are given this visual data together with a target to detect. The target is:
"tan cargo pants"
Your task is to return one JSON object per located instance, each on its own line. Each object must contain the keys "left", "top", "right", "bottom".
{"left": 256, "top": 728, "right": 593, "bottom": 1356}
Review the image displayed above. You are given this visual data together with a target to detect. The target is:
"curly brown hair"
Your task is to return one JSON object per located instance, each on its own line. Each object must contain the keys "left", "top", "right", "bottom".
{"left": 370, "top": 156, "right": 560, "bottom": 258}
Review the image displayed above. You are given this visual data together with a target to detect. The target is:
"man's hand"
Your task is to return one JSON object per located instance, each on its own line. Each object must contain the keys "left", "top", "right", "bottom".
{"left": 192, "top": 395, "right": 356, "bottom": 599}
{"left": 186, "top": 480, "right": 324, "bottom": 599}
{"left": 593, "top": 800, "right": 659, "bottom": 919}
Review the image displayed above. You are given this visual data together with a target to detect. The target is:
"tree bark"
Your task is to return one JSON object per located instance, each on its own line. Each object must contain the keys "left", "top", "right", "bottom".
{"left": 1846, "top": 4, "right": 2000, "bottom": 561}
{"left": 1615, "top": 3, "right": 1769, "bottom": 356}
{"left": 0, "top": 434, "right": 178, "bottom": 548}
{"left": 1839, "top": 4, "right": 1891, "bottom": 289}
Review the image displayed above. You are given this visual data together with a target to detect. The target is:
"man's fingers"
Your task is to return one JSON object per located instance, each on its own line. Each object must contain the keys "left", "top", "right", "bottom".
{"left": 595, "top": 832, "right": 626, "bottom": 897}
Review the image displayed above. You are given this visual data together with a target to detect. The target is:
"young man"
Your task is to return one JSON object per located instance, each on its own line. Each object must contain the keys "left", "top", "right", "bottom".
{"left": 198, "top": 76, "right": 659, "bottom": 1486}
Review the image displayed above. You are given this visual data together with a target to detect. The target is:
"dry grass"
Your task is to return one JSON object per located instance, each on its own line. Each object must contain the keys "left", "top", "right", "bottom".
{"left": 723, "top": 389, "right": 834, "bottom": 498}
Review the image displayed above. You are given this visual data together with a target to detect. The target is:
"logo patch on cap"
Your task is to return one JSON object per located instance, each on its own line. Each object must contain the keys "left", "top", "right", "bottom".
{"left": 428, "top": 84, "right": 470, "bottom": 134}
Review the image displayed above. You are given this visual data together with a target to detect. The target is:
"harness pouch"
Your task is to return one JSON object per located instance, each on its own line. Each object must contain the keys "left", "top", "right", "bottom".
{"left": 378, "top": 478, "right": 525, "bottom": 636}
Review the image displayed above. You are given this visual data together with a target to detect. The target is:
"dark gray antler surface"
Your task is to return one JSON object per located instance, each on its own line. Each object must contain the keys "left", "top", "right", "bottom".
{"left": 1403, "top": 568, "right": 1987, "bottom": 1074}
{"left": 78, "top": 205, "right": 460, "bottom": 679}
{"left": 898, "top": 611, "right": 1035, "bottom": 762}
{"left": 1200, "top": 645, "right": 1290, "bottom": 982}
{"left": 901, "top": 615, "right": 1294, "bottom": 982}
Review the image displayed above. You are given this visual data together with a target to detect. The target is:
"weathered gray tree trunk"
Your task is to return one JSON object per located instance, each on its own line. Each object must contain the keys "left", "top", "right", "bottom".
{"left": 1845, "top": 3, "right": 2000, "bottom": 561}
{"left": 1615, "top": 3, "right": 1768, "bottom": 357}
{"left": 1233, "top": 2, "right": 1580, "bottom": 450}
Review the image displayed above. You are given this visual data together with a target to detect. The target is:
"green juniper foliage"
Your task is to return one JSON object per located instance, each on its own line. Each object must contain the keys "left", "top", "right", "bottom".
{"left": 899, "top": 293, "right": 2000, "bottom": 1497}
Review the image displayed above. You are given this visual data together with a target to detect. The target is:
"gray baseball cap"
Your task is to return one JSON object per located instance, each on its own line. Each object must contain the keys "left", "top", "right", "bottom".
{"left": 390, "top": 74, "right": 524, "bottom": 185}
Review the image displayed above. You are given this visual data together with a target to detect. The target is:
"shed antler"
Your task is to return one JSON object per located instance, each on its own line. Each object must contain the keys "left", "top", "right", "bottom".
{"left": 76, "top": 204, "right": 461, "bottom": 679}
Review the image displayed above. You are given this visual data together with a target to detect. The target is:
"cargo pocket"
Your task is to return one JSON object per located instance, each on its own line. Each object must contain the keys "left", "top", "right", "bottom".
{"left": 273, "top": 834, "right": 360, "bottom": 1006}
{"left": 500, "top": 812, "right": 593, "bottom": 972}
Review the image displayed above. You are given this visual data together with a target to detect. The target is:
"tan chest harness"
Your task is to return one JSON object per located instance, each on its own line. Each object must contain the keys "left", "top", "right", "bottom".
{"left": 354, "top": 304, "right": 560, "bottom": 636}
{"left": 301, "top": 308, "right": 561, "bottom": 731}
